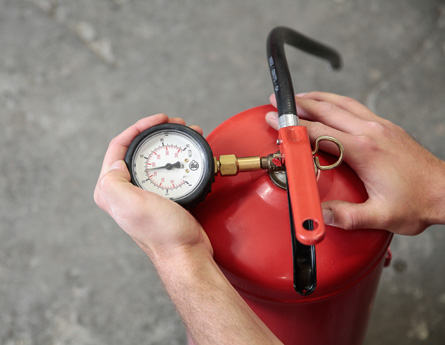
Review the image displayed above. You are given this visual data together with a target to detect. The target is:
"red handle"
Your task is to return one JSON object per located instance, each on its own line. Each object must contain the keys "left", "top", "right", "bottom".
{"left": 278, "top": 126, "right": 326, "bottom": 245}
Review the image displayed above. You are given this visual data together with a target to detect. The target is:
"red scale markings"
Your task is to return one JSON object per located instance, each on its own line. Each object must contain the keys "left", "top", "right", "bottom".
{"left": 145, "top": 145, "right": 186, "bottom": 190}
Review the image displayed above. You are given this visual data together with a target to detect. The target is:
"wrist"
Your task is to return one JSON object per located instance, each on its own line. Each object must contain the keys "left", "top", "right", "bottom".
{"left": 424, "top": 158, "right": 445, "bottom": 226}
{"left": 145, "top": 239, "right": 282, "bottom": 345}
{"left": 151, "top": 242, "right": 214, "bottom": 275}
{"left": 130, "top": 214, "right": 214, "bottom": 266}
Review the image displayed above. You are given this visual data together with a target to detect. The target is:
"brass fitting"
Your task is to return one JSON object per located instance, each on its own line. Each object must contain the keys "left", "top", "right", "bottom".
{"left": 215, "top": 154, "right": 262, "bottom": 176}
{"left": 219, "top": 154, "right": 238, "bottom": 175}
{"left": 260, "top": 152, "right": 285, "bottom": 172}
{"left": 213, "top": 136, "right": 344, "bottom": 178}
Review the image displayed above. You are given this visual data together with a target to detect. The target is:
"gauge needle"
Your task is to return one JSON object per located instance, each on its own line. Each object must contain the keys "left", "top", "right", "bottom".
{"left": 147, "top": 161, "right": 181, "bottom": 171}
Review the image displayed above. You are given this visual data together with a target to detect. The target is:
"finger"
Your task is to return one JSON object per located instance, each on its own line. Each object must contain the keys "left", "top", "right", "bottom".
{"left": 168, "top": 117, "right": 205, "bottom": 135}
{"left": 270, "top": 92, "right": 382, "bottom": 123}
{"left": 270, "top": 93, "right": 368, "bottom": 134}
{"left": 189, "top": 125, "right": 204, "bottom": 136}
{"left": 270, "top": 93, "right": 278, "bottom": 108}
{"left": 166, "top": 117, "right": 203, "bottom": 135}
{"left": 322, "top": 199, "right": 387, "bottom": 230}
{"left": 298, "top": 91, "right": 380, "bottom": 121}
{"left": 168, "top": 117, "right": 187, "bottom": 125}
{"left": 267, "top": 110, "right": 356, "bottom": 140}
{"left": 99, "top": 114, "right": 169, "bottom": 178}
{"left": 266, "top": 111, "right": 356, "bottom": 160}
{"left": 295, "top": 97, "right": 368, "bottom": 135}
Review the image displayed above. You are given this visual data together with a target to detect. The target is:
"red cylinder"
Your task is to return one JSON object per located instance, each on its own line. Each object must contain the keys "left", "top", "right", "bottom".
{"left": 191, "top": 105, "right": 392, "bottom": 345}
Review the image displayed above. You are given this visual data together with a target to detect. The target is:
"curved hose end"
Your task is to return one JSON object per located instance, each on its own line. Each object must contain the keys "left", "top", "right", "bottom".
{"left": 328, "top": 52, "right": 342, "bottom": 70}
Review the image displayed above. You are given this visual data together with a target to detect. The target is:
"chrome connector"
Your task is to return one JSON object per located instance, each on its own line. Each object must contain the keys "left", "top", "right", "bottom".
{"left": 278, "top": 114, "right": 299, "bottom": 129}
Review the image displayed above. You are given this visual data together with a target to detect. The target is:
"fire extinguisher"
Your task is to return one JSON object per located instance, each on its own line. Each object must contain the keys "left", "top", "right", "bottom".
{"left": 189, "top": 27, "right": 393, "bottom": 345}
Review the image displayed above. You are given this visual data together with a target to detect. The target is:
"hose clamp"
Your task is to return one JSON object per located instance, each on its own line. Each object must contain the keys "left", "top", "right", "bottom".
{"left": 278, "top": 114, "right": 299, "bottom": 129}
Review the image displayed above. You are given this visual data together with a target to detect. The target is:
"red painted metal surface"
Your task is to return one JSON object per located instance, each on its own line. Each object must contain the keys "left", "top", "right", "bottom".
{"left": 191, "top": 105, "right": 392, "bottom": 345}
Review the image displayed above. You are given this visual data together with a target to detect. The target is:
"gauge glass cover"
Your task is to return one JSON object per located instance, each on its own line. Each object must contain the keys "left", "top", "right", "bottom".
{"left": 131, "top": 129, "right": 208, "bottom": 202}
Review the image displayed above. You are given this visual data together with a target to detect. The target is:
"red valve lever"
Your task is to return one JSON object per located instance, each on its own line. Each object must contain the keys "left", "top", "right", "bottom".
{"left": 278, "top": 126, "right": 326, "bottom": 246}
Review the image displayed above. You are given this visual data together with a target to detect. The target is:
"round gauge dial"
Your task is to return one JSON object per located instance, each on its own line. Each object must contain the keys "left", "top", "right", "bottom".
{"left": 125, "top": 123, "right": 214, "bottom": 208}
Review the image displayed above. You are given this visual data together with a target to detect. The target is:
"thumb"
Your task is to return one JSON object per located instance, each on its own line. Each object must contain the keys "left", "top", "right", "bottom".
{"left": 321, "top": 200, "right": 386, "bottom": 230}
{"left": 107, "top": 159, "right": 131, "bottom": 179}
{"left": 265, "top": 111, "right": 279, "bottom": 130}
{"left": 94, "top": 160, "right": 134, "bottom": 213}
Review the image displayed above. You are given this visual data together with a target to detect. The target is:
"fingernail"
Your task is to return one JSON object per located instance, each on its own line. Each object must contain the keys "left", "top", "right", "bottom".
{"left": 322, "top": 208, "right": 334, "bottom": 226}
{"left": 266, "top": 111, "right": 278, "bottom": 119}
{"left": 296, "top": 92, "right": 307, "bottom": 97}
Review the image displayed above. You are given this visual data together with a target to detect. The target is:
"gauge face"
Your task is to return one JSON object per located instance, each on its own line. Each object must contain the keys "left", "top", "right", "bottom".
{"left": 125, "top": 124, "right": 214, "bottom": 208}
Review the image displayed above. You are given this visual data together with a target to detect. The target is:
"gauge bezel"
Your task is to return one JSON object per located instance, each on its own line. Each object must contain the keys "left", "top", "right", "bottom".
{"left": 124, "top": 123, "right": 214, "bottom": 209}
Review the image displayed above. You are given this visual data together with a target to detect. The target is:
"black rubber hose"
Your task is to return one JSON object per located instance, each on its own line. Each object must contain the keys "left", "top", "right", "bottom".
{"left": 267, "top": 27, "right": 342, "bottom": 117}
{"left": 268, "top": 27, "right": 342, "bottom": 295}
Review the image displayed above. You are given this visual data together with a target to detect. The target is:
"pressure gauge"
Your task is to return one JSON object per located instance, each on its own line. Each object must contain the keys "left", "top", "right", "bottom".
{"left": 125, "top": 123, "right": 214, "bottom": 209}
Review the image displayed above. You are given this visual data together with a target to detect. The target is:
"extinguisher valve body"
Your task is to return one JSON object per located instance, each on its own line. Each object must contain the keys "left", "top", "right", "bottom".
{"left": 214, "top": 135, "right": 343, "bottom": 178}
{"left": 214, "top": 154, "right": 286, "bottom": 176}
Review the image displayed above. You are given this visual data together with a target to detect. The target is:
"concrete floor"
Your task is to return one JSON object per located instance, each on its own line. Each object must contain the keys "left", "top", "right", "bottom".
{"left": 1, "top": 0, "right": 444, "bottom": 344}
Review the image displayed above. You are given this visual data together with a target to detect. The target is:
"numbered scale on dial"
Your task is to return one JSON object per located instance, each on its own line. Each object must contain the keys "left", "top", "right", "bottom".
{"left": 125, "top": 123, "right": 214, "bottom": 209}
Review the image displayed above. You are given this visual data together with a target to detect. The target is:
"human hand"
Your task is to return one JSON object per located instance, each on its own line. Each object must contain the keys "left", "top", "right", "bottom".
{"left": 94, "top": 114, "right": 213, "bottom": 261}
{"left": 95, "top": 117, "right": 284, "bottom": 345}
{"left": 266, "top": 92, "right": 445, "bottom": 235}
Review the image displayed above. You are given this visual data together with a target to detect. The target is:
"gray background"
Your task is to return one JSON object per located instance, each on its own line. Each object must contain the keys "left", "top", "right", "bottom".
{"left": 1, "top": 0, "right": 444, "bottom": 344}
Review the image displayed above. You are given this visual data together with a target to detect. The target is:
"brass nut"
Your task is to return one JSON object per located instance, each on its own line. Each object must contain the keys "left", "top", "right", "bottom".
{"left": 219, "top": 154, "right": 238, "bottom": 176}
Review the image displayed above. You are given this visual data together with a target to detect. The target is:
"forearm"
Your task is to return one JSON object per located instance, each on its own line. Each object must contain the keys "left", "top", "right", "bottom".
{"left": 95, "top": 115, "right": 282, "bottom": 344}
{"left": 148, "top": 245, "right": 283, "bottom": 345}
